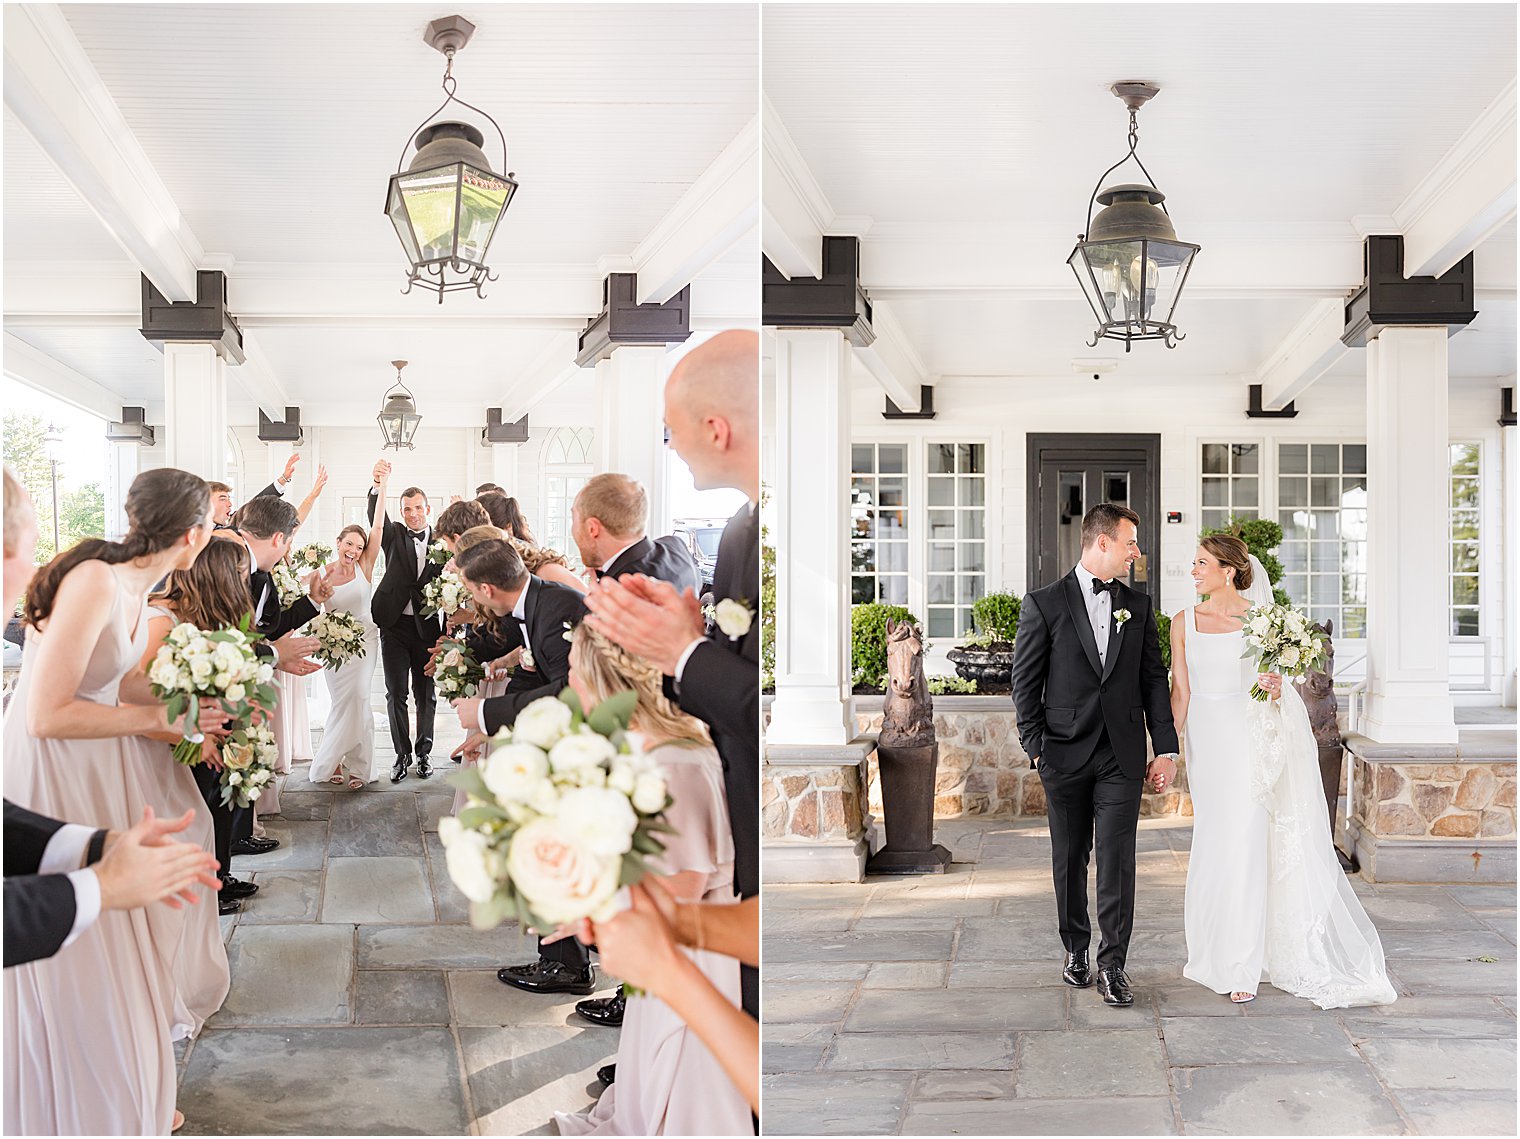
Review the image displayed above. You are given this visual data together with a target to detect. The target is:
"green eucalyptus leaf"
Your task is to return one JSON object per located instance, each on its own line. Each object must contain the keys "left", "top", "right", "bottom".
{"left": 619, "top": 855, "right": 644, "bottom": 887}
{"left": 447, "top": 767, "right": 491, "bottom": 799}
{"left": 587, "top": 689, "right": 638, "bottom": 736}
{"left": 457, "top": 804, "right": 511, "bottom": 828}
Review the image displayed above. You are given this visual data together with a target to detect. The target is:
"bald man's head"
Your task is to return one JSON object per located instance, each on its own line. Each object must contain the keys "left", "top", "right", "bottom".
{"left": 663, "top": 329, "right": 759, "bottom": 496}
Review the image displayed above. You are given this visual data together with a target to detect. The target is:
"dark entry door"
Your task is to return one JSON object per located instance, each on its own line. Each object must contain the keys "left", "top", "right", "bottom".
{"left": 1027, "top": 433, "right": 1161, "bottom": 596}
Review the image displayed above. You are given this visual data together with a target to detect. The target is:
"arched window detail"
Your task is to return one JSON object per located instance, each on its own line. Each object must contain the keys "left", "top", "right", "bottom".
{"left": 540, "top": 427, "right": 595, "bottom": 568}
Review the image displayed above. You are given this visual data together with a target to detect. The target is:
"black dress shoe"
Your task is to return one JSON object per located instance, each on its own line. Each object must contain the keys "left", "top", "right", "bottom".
{"left": 496, "top": 960, "right": 598, "bottom": 995}
{"left": 231, "top": 835, "right": 279, "bottom": 856}
{"left": 415, "top": 755, "right": 432, "bottom": 780}
{"left": 1062, "top": 950, "right": 1093, "bottom": 988}
{"left": 220, "top": 876, "right": 260, "bottom": 901}
{"left": 217, "top": 897, "right": 243, "bottom": 916}
{"left": 391, "top": 756, "right": 412, "bottom": 783}
{"left": 1096, "top": 966, "right": 1135, "bottom": 1007}
{"left": 575, "top": 992, "right": 626, "bottom": 1027}
{"left": 596, "top": 1064, "right": 616, "bottom": 1088}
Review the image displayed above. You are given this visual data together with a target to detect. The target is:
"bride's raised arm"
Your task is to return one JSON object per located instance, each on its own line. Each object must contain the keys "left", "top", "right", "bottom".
{"left": 359, "top": 468, "right": 388, "bottom": 579}
{"left": 1169, "top": 609, "right": 1190, "bottom": 735}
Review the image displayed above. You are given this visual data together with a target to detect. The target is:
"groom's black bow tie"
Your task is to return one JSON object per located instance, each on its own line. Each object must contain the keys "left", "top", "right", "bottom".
{"left": 1091, "top": 577, "right": 1119, "bottom": 596}
{"left": 407, "top": 529, "right": 428, "bottom": 542}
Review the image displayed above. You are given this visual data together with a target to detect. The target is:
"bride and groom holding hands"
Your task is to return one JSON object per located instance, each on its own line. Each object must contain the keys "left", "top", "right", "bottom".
{"left": 1011, "top": 503, "right": 1396, "bottom": 1010}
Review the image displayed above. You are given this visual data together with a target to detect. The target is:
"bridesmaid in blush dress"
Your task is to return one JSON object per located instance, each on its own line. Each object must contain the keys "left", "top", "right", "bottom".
{"left": 4, "top": 468, "right": 229, "bottom": 1136}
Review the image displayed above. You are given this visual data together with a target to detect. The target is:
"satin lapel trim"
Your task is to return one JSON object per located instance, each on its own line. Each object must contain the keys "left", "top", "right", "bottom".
{"left": 1101, "top": 586, "right": 1138, "bottom": 682}
{"left": 1061, "top": 573, "right": 1104, "bottom": 677}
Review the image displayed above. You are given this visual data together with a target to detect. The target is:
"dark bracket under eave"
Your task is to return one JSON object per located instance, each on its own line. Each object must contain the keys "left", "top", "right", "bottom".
{"left": 483, "top": 408, "right": 529, "bottom": 444}
{"left": 1247, "top": 384, "right": 1298, "bottom": 419}
{"left": 575, "top": 274, "right": 692, "bottom": 368}
{"left": 1341, "top": 235, "right": 1478, "bottom": 349}
{"left": 761, "top": 236, "right": 876, "bottom": 347}
{"left": 139, "top": 270, "right": 246, "bottom": 365}
{"left": 257, "top": 406, "right": 304, "bottom": 444}
{"left": 883, "top": 385, "right": 937, "bottom": 420}
{"left": 1502, "top": 387, "right": 1517, "bottom": 428}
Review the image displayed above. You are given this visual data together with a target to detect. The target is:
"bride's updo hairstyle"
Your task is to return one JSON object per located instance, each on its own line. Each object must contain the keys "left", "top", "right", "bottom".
{"left": 335, "top": 524, "right": 367, "bottom": 547}
{"left": 25, "top": 467, "right": 210, "bottom": 629}
{"left": 568, "top": 621, "right": 709, "bottom": 745}
{"left": 1200, "top": 533, "right": 1253, "bottom": 591}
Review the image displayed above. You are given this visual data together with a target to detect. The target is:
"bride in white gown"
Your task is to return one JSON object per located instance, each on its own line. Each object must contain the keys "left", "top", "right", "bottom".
{"left": 309, "top": 509, "right": 383, "bottom": 789}
{"left": 1172, "top": 534, "right": 1396, "bottom": 1008}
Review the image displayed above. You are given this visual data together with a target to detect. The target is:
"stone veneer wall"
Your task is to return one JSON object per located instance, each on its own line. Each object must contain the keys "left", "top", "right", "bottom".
{"left": 855, "top": 699, "right": 1192, "bottom": 820}
{"left": 1351, "top": 756, "right": 1516, "bottom": 840}
{"left": 762, "top": 762, "right": 870, "bottom": 843}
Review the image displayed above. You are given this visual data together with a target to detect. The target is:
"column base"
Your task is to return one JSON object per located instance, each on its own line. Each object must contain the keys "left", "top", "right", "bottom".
{"left": 866, "top": 844, "right": 952, "bottom": 876}
{"left": 762, "top": 837, "right": 869, "bottom": 884}
{"left": 762, "top": 736, "right": 875, "bottom": 884}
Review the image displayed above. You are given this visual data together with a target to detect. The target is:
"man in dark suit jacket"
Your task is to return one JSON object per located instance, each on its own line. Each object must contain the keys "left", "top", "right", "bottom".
{"left": 571, "top": 473, "right": 701, "bottom": 593}
{"left": 4, "top": 800, "right": 220, "bottom": 968}
{"left": 1010, "top": 503, "right": 1179, "bottom": 1008}
{"left": 581, "top": 330, "right": 761, "bottom": 1024}
{"left": 366, "top": 461, "right": 446, "bottom": 782}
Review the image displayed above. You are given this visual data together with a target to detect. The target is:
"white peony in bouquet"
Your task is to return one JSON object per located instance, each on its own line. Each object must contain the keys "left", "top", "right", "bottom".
{"left": 310, "top": 610, "right": 368, "bottom": 669}
{"left": 421, "top": 569, "right": 469, "bottom": 618}
{"left": 440, "top": 690, "right": 673, "bottom": 933}
{"left": 217, "top": 721, "right": 278, "bottom": 808}
{"left": 1237, "top": 601, "right": 1329, "bottom": 702}
{"left": 146, "top": 620, "right": 278, "bottom": 764}
{"left": 271, "top": 560, "right": 304, "bottom": 608}
{"left": 426, "top": 541, "right": 453, "bottom": 566}
{"left": 289, "top": 542, "right": 333, "bottom": 572}
{"left": 433, "top": 636, "right": 486, "bottom": 698}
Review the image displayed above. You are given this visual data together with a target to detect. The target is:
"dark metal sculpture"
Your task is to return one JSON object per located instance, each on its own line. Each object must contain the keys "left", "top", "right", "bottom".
{"left": 868, "top": 620, "right": 951, "bottom": 874}
{"left": 1300, "top": 619, "right": 1356, "bottom": 872}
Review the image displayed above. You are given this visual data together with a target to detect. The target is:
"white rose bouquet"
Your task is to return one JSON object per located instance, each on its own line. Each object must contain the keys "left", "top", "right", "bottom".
{"left": 289, "top": 542, "right": 333, "bottom": 572}
{"left": 146, "top": 620, "right": 278, "bottom": 764}
{"left": 433, "top": 635, "right": 486, "bottom": 698}
{"left": 271, "top": 560, "right": 304, "bottom": 608}
{"left": 310, "top": 610, "right": 368, "bottom": 669}
{"left": 421, "top": 569, "right": 468, "bottom": 618}
{"left": 217, "top": 721, "right": 278, "bottom": 808}
{"left": 441, "top": 690, "right": 674, "bottom": 934}
{"left": 427, "top": 541, "right": 453, "bottom": 566}
{"left": 1237, "top": 601, "right": 1328, "bottom": 702}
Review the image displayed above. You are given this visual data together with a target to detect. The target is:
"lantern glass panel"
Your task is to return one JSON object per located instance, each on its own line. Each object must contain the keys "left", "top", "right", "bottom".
{"left": 455, "top": 166, "right": 515, "bottom": 265}
{"left": 378, "top": 412, "right": 403, "bottom": 447}
{"left": 386, "top": 180, "right": 422, "bottom": 264}
{"left": 1143, "top": 238, "right": 1198, "bottom": 325}
{"left": 1080, "top": 240, "right": 1144, "bottom": 325}
{"left": 399, "top": 412, "right": 422, "bottom": 446}
{"left": 398, "top": 164, "right": 464, "bottom": 262}
{"left": 1067, "top": 246, "right": 1110, "bottom": 324}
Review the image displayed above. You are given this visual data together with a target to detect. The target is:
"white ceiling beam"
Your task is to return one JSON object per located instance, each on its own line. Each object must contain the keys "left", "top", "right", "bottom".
{"left": 633, "top": 117, "right": 760, "bottom": 304}
{"left": 761, "top": 96, "right": 832, "bottom": 279}
{"left": 3, "top": 4, "right": 204, "bottom": 302}
{"left": 3, "top": 331, "right": 122, "bottom": 419}
{"left": 234, "top": 330, "right": 291, "bottom": 422}
{"left": 1254, "top": 298, "right": 1350, "bottom": 411}
{"left": 853, "top": 299, "right": 931, "bottom": 413}
{"left": 1396, "top": 79, "right": 1517, "bottom": 279}
{"left": 491, "top": 332, "right": 583, "bottom": 424}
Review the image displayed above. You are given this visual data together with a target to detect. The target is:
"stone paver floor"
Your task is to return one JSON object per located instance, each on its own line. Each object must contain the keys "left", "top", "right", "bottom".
{"left": 176, "top": 707, "right": 621, "bottom": 1136}
{"left": 763, "top": 818, "right": 1517, "bottom": 1136}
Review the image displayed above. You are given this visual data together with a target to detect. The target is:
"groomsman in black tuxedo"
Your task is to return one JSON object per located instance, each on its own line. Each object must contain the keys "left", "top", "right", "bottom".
{"left": 1010, "top": 503, "right": 1179, "bottom": 1007}
{"left": 584, "top": 330, "right": 761, "bottom": 1023}
{"left": 366, "top": 461, "right": 446, "bottom": 782}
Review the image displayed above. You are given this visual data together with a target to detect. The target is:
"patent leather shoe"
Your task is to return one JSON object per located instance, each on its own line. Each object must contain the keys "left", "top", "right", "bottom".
{"left": 220, "top": 876, "right": 259, "bottom": 901}
{"left": 1062, "top": 950, "right": 1092, "bottom": 988}
{"left": 231, "top": 835, "right": 279, "bottom": 856}
{"left": 596, "top": 1064, "right": 616, "bottom": 1087}
{"left": 416, "top": 755, "right": 433, "bottom": 779}
{"left": 575, "top": 991, "right": 626, "bottom": 1027}
{"left": 1097, "top": 966, "right": 1134, "bottom": 1007}
{"left": 391, "top": 755, "right": 412, "bottom": 783}
{"left": 496, "top": 960, "right": 598, "bottom": 995}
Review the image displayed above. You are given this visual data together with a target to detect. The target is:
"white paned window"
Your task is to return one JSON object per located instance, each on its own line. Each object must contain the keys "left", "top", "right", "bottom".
{"left": 850, "top": 442, "right": 909, "bottom": 608}
{"left": 1449, "top": 442, "right": 1480, "bottom": 637}
{"left": 1199, "top": 442, "right": 1261, "bottom": 533}
{"left": 925, "top": 442, "right": 987, "bottom": 640}
{"left": 540, "top": 427, "right": 594, "bottom": 570}
{"left": 1277, "top": 442, "right": 1368, "bottom": 637}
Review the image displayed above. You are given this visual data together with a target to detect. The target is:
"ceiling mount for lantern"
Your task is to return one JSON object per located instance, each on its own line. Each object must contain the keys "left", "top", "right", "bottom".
{"left": 385, "top": 14, "right": 519, "bottom": 303}
{"left": 1067, "top": 82, "right": 1200, "bottom": 352}
{"left": 378, "top": 360, "right": 422, "bottom": 450}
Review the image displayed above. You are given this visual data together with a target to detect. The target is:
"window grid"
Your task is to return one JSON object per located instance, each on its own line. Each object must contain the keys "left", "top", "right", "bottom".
{"left": 1199, "top": 442, "right": 1262, "bottom": 533}
{"left": 1449, "top": 442, "right": 1480, "bottom": 637}
{"left": 850, "top": 443, "right": 909, "bottom": 608}
{"left": 1277, "top": 442, "right": 1368, "bottom": 637}
{"left": 925, "top": 442, "right": 987, "bottom": 639}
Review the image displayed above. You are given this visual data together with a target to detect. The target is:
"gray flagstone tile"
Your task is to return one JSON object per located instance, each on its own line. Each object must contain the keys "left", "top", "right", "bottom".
{"left": 862, "top": 961, "right": 948, "bottom": 988}
{"left": 229, "top": 820, "right": 329, "bottom": 872}
{"left": 946, "top": 961, "right": 1073, "bottom": 989}
{"left": 763, "top": 1022, "right": 841, "bottom": 1045}
{"left": 764, "top": 930, "right": 955, "bottom": 964}
{"left": 901, "top": 1097, "right": 1178, "bottom": 1136}
{"left": 448, "top": 969, "right": 620, "bottom": 1028}
{"left": 424, "top": 830, "right": 471, "bottom": 924}
{"left": 320, "top": 856, "right": 434, "bottom": 924}
{"left": 1068, "top": 990, "right": 1158, "bottom": 1027}
{"left": 1377, "top": 927, "right": 1514, "bottom": 959}
{"left": 1161, "top": 1016, "right": 1361, "bottom": 1066}
{"left": 1387, "top": 956, "right": 1516, "bottom": 995}
{"left": 1173, "top": 1063, "right": 1403, "bottom": 1135}
{"left": 764, "top": 1042, "right": 827, "bottom": 1073}
{"left": 826, "top": 1031, "right": 1015, "bottom": 1071}
{"left": 458, "top": 1025, "right": 616, "bottom": 1136}
{"left": 857, "top": 896, "right": 997, "bottom": 919}
{"left": 326, "top": 791, "right": 427, "bottom": 856}
{"left": 765, "top": 960, "right": 869, "bottom": 984}
{"left": 764, "top": 982, "right": 859, "bottom": 1025}
{"left": 1444, "top": 885, "right": 1518, "bottom": 907}
{"left": 760, "top": 1072, "right": 911, "bottom": 1136}
{"left": 1393, "top": 1089, "right": 1517, "bottom": 1136}
{"left": 909, "top": 1069, "right": 1017, "bottom": 1101}
{"left": 844, "top": 988, "right": 1064, "bottom": 1033}
{"left": 1354, "top": 890, "right": 1490, "bottom": 929}
{"left": 210, "top": 925, "right": 354, "bottom": 1026}
{"left": 240, "top": 870, "right": 321, "bottom": 923}
{"left": 1339, "top": 1011, "right": 1517, "bottom": 1041}
{"left": 416, "top": 791, "right": 454, "bottom": 833}
{"left": 264, "top": 790, "right": 333, "bottom": 821}
{"left": 354, "top": 969, "right": 450, "bottom": 1026}
{"left": 359, "top": 922, "right": 537, "bottom": 969}
{"left": 1358, "top": 1036, "right": 1517, "bottom": 1090}
{"left": 1017, "top": 1028, "right": 1170, "bottom": 1097}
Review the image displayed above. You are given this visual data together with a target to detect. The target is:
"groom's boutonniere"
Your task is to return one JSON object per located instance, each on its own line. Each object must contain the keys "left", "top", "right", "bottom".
{"left": 714, "top": 598, "right": 754, "bottom": 640}
{"left": 1113, "top": 608, "right": 1132, "bottom": 632}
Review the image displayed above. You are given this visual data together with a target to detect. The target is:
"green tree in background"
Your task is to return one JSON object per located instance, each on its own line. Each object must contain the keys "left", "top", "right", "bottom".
{"left": 2, "top": 411, "right": 106, "bottom": 564}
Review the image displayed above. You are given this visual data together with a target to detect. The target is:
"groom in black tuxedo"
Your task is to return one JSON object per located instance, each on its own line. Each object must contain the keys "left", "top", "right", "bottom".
{"left": 366, "top": 462, "right": 446, "bottom": 782}
{"left": 1011, "top": 503, "right": 1178, "bottom": 1007}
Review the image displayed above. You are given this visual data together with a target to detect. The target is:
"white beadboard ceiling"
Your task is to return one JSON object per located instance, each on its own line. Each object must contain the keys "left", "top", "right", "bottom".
{"left": 765, "top": 2, "right": 1517, "bottom": 382}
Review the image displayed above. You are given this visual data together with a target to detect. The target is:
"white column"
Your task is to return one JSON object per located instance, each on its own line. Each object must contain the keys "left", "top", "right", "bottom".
{"left": 594, "top": 346, "right": 668, "bottom": 528}
{"left": 264, "top": 438, "right": 293, "bottom": 492}
{"left": 490, "top": 443, "right": 520, "bottom": 495}
{"left": 104, "top": 440, "right": 140, "bottom": 539}
{"left": 1503, "top": 413, "right": 1517, "bottom": 705}
{"left": 1362, "top": 326, "right": 1459, "bottom": 744}
{"left": 162, "top": 342, "right": 227, "bottom": 482}
{"left": 766, "top": 328, "right": 854, "bottom": 746}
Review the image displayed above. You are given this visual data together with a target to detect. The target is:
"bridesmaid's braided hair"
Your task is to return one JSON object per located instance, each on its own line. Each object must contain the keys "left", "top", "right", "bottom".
{"left": 567, "top": 621, "right": 709, "bottom": 745}
{"left": 25, "top": 468, "right": 210, "bottom": 629}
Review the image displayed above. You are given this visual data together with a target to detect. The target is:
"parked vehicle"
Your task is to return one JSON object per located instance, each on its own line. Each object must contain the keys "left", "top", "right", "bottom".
{"left": 671, "top": 519, "right": 725, "bottom": 589}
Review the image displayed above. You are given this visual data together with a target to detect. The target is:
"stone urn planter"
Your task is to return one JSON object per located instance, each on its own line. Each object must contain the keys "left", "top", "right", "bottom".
{"left": 946, "top": 643, "right": 1015, "bottom": 686}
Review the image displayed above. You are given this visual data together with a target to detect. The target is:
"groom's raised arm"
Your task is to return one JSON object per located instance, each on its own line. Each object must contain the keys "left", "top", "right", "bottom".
{"left": 1010, "top": 593, "right": 1051, "bottom": 768}
{"left": 1139, "top": 600, "right": 1179, "bottom": 757}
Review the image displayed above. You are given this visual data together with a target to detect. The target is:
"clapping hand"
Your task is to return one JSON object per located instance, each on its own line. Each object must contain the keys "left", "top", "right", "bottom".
{"left": 272, "top": 632, "right": 321, "bottom": 675}
{"left": 307, "top": 571, "right": 335, "bottom": 605}
{"left": 95, "top": 807, "right": 223, "bottom": 913}
{"left": 582, "top": 574, "right": 704, "bottom": 676}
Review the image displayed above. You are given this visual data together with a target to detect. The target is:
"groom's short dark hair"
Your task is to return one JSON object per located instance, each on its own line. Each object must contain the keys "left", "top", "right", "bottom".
{"left": 456, "top": 538, "right": 530, "bottom": 592}
{"left": 1082, "top": 503, "right": 1140, "bottom": 548}
{"left": 237, "top": 495, "right": 300, "bottom": 541}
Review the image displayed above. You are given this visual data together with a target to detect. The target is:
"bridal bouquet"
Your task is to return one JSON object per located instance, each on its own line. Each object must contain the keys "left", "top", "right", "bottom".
{"left": 427, "top": 541, "right": 453, "bottom": 566}
{"left": 289, "top": 542, "right": 333, "bottom": 572}
{"left": 310, "top": 610, "right": 368, "bottom": 668}
{"left": 271, "top": 560, "right": 304, "bottom": 608}
{"left": 217, "top": 721, "right": 278, "bottom": 808}
{"left": 433, "top": 636, "right": 486, "bottom": 698}
{"left": 421, "top": 569, "right": 468, "bottom": 618}
{"left": 146, "top": 620, "right": 278, "bottom": 764}
{"left": 440, "top": 690, "right": 673, "bottom": 932}
{"left": 1238, "top": 601, "right": 1329, "bottom": 702}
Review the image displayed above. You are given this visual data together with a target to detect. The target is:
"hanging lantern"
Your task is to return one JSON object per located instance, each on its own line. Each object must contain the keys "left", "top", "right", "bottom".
{"left": 385, "top": 15, "right": 518, "bottom": 302}
{"left": 1068, "top": 83, "right": 1200, "bottom": 351}
{"left": 378, "top": 360, "right": 422, "bottom": 450}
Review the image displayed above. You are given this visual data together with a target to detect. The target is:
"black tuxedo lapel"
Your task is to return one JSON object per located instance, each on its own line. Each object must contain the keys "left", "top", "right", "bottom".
{"left": 1060, "top": 571, "right": 1104, "bottom": 677}
{"left": 1100, "top": 584, "right": 1136, "bottom": 684}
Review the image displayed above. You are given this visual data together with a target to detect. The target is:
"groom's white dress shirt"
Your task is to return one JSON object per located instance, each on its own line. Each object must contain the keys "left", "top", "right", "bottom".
{"left": 1073, "top": 561, "right": 1114, "bottom": 667}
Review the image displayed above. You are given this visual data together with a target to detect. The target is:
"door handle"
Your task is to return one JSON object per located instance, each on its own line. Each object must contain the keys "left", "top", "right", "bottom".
{"left": 1133, "top": 554, "right": 1149, "bottom": 582}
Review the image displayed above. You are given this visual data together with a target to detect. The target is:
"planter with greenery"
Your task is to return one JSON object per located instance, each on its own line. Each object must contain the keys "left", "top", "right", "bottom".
{"left": 947, "top": 591, "right": 1020, "bottom": 687}
{"left": 851, "top": 603, "right": 921, "bottom": 690}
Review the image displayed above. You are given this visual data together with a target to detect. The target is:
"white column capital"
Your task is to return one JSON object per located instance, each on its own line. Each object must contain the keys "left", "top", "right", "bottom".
{"left": 162, "top": 342, "right": 228, "bottom": 483}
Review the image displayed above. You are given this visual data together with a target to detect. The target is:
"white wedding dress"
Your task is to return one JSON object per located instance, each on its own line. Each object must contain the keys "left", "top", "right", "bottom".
{"left": 309, "top": 570, "right": 382, "bottom": 785}
{"left": 1181, "top": 589, "right": 1396, "bottom": 1008}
